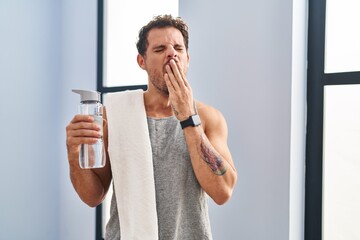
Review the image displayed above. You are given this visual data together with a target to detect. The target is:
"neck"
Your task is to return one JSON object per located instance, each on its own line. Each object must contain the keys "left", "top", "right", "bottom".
{"left": 143, "top": 90, "right": 173, "bottom": 118}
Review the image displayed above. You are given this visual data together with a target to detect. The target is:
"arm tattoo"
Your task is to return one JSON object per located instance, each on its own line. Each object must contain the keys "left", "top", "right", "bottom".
{"left": 171, "top": 104, "right": 179, "bottom": 116}
{"left": 200, "top": 135, "right": 227, "bottom": 175}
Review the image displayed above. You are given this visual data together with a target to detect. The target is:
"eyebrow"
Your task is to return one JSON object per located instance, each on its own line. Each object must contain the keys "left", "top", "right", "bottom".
{"left": 152, "top": 43, "right": 185, "bottom": 51}
{"left": 174, "top": 44, "right": 184, "bottom": 49}
{"left": 152, "top": 45, "right": 165, "bottom": 51}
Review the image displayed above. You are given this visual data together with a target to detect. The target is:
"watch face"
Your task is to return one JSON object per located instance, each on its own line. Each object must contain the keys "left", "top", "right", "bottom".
{"left": 192, "top": 114, "right": 201, "bottom": 126}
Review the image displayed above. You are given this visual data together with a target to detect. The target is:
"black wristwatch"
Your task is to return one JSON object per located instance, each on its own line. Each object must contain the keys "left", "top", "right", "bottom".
{"left": 180, "top": 114, "right": 201, "bottom": 129}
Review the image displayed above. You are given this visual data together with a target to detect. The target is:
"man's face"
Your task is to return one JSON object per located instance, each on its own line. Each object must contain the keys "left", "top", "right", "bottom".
{"left": 139, "top": 27, "right": 189, "bottom": 96}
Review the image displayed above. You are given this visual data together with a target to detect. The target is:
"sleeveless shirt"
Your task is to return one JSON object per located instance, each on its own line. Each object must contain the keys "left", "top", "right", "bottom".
{"left": 105, "top": 115, "right": 212, "bottom": 240}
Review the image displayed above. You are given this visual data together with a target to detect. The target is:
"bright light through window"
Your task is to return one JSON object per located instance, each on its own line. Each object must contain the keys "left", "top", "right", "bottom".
{"left": 325, "top": 0, "right": 360, "bottom": 73}
{"left": 323, "top": 85, "right": 360, "bottom": 239}
{"left": 101, "top": 1, "right": 179, "bottom": 236}
{"left": 104, "top": 0, "right": 179, "bottom": 87}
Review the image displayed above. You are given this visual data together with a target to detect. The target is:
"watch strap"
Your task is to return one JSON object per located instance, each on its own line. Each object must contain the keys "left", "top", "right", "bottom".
{"left": 180, "top": 114, "right": 201, "bottom": 129}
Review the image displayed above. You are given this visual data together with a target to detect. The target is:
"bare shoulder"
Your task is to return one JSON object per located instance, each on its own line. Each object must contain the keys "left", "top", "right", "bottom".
{"left": 196, "top": 101, "right": 227, "bottom": 134}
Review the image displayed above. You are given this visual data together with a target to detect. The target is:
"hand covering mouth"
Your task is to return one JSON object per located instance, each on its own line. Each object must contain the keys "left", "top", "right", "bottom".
{"left": 165, "top": 58, "right": 179, "bottom": 65}
{"left": 164, "top": 59, "right": 181, "bottom": 72}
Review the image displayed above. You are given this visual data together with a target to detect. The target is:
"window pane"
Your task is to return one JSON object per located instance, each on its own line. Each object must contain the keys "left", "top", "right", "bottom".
{"left": 104, "top": 0, "right": 179, "bottom": 87}
{"left": 325, "top": 0, "right": 360, "bottom": 73}
{"left": 323, "top": 84, "right": 360, "bottom": 239}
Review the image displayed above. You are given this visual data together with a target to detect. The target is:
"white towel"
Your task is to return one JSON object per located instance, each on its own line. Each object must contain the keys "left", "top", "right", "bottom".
{"left": 104, "top": 90, "right": 158, "bottom": 240}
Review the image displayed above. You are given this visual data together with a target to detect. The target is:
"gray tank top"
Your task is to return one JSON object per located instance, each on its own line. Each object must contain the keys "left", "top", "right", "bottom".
{"left": 105, "top": 115, "right": 212, "bottom": 240}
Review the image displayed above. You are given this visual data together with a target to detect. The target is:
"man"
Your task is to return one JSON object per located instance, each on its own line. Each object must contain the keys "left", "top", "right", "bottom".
{"left": 66, "top": 15, "right": 237, "bottom": 239}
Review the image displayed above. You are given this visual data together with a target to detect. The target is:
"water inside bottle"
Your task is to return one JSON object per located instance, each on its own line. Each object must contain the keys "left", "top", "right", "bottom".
{"left": 79, "top": 115, "right": 105, "bottom": 169}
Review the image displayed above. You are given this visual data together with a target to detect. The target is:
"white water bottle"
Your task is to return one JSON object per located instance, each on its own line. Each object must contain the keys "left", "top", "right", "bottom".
{"left": 72, "top": 89, "right": 105, "bottom": 169}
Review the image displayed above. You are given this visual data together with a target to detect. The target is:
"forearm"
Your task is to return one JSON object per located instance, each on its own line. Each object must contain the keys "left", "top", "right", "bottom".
{"left": 68, "top": 155, "right": 106, "bottom": 207}
{"left": 162, "top": 58, "right": 237, "bottom": 203}
{"left": 66, "top": 114, "right": 111, "bottom": 207}
{"left": 183, "top": 126, "right": 237, "bottom": 205}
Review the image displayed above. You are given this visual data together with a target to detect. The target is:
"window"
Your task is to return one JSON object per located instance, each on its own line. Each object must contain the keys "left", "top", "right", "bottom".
{"left": 99, "top": 0, "right": 179, "bottom": 90}
{"left": 96, "top": 1, "right": 178, "bottom": 239}
{"left": 323, "top": 85, "right": 360, "bottom": 240}
{"left": 306, "top": 0, "right": 360, "bottom": 239}
{"left": 324, "top": 0, "right": 360, "bottom": 73}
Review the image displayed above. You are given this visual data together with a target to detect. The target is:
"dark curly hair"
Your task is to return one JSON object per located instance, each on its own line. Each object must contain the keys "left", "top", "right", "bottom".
{"left": 136, "top": 15, "right": 189, "bottom": 56}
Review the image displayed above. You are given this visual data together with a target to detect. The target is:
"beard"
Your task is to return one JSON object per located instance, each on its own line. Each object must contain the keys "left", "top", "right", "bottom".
{"left": 148, "top": 68, "right": 169, "bottom": 96}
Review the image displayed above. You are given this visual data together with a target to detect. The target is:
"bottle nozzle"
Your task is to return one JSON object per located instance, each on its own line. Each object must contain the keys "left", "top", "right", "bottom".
{"left": 72, "top": 89, "right": 101, "bottom": 102}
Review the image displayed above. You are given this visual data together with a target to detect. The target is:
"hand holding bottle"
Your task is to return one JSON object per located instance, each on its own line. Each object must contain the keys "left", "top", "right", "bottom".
{"left": 68, "top": 89, "right": 106, "bottom": 169}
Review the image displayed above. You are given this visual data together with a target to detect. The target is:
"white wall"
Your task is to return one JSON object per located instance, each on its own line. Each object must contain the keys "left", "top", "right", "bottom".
{"left": 0, "top": 0, "right": 306, "bottom": 239}
{"left": 0, "top": 1, "right": 62, "bottom": 239}
{"left": 289, "top": 0, "right": 307, "bottom": 239}
{"left": 180, "top": 0, "right": 306, "bottom": 239}
{"left": 59, "top": 0, "right": 98, "bottom": 239}
{"left": 0, "top": 1, "right": 97, "bottom": 239}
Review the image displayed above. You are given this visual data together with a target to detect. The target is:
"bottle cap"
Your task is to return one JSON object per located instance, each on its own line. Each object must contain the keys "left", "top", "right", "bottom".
{"left": 72, "top": 89, "right": 101, "bottom": 102}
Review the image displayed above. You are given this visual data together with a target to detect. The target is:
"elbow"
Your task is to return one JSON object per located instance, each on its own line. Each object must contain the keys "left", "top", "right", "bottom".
{"left": 212, "top": 189, "right": 233, "bottom": 205}
{"left": 88, "top": 204, "right": 100, "bottom": 208}
{"left": 80, "top": 195, "right": 104, "bottom": 208}
{"left": 86, "top": 201, "right": 101, "bottom": 208}
{"left": 213, "top": 173, "right": 237, "bottom": 205}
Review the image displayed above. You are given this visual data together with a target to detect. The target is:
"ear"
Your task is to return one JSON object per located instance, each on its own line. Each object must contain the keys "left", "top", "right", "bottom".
{"left": 137, "top": 54, "right": 146, "bottom": 70}
{"left": 186, "top": 53, "right": 190, "bottom": 67}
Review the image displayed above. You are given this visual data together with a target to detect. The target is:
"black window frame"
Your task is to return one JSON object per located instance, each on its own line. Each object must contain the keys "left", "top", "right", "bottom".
{"left": 305, "top": 0, "right": 360, "bottom": 239}
{"left": 95, "top": 1, "right": 147, "bottom": 239}
{"left": 96, "top": 0, "right": 147, "bottom": 95}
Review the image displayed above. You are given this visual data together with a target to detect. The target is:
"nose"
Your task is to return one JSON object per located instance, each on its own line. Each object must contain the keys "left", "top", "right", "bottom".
{"left": 166, "top": 47, "right": 178, "bottom": 59}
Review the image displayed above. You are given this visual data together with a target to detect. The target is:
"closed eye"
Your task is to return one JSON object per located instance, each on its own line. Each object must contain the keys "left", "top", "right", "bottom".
{"left": 153, "top": 46, "right": 165, "bottom": 53}
{"left": 174, "top": 45, "right": 184, "bottom": 51}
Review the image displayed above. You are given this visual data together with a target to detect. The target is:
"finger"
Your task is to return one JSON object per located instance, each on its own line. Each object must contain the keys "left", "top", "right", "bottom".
{"left": 70, "top": 128, "right": 102, "bottom": 138}
{"left": 67, "top": 119, "right": 100, "bottom": 131}
{"left": 67, "top": 128, "right": 101, "bottom": 146}
{"left": 66, "top": 133, "right": 100, "bottom": 154}
{"left": 175, "top": 60, "right": 189, "bottom": 88}
{"left": 70, "top": 114, "right": 95, "bottom": 124}
{"left": 165, "top": 64, "right": 180, "bottom": 90}
{"left": 66, "top": 121, "right": 102, "bottom": 148}
{"left": 169, "top": 60, "right": 193, "bottom": 99}
{"left": 66, "top": 125, "right": 100, "bottom": 141}
{"left": 170, "top": 60, "right": 184, "bottom": 86}
{"left": 168, "top": 60, "right": 184, "bottom": 87}
{"left": 68, "top": 136, "right": 100, "bottom": 146}
{"left": 164, "top": 73, "right": 175, "bottom": 93}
